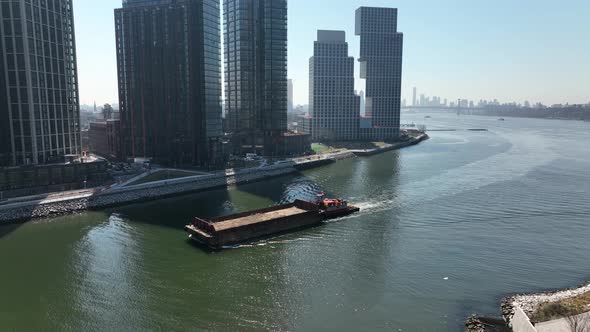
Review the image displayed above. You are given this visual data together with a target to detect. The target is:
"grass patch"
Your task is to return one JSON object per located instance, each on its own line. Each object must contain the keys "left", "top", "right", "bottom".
{"left": 531, "top": 292, "right": 590, "bottom": 322}
{"left": 127, "top": 170, "right": 198, "bottom": 186}
{"left": 326, "top": 141, "right": 390, "bottom": 150}
{"left": 311, "top": 143, "right": 332, "bottom": 154}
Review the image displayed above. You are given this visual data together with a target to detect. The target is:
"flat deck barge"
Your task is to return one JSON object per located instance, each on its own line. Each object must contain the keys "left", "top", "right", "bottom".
{"left": 185, "top": 198, "right": 359, "bottom": 249}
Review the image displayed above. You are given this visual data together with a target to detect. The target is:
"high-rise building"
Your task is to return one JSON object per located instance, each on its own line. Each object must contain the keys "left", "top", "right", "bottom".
{"left": 0, "top": 0, "right": 81, "bottom": 166}
{"left": 359, "top": 90, "right": 366, "bottom": 116}
{"left": 115, "top": 0, "right": 222, "bottom": 167}
{"left": 224, "top": 0, "right": 288, "bottom": 156}
{"left": 412, "top": 87, "right": 417, "bottom": 106}
{"left": 308, "top": 30, "right": 359, "bottom": 141}
{"left": 287, "top": 79, "right": 294, "bottom": 113}
{"left": 356, "top": 7, "right": 403, "bottom": 140}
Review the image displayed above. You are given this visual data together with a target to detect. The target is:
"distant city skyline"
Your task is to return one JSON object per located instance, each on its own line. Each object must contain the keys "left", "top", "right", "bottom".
{"left": 74, "top": 0, "right": 590, "bottom": 107}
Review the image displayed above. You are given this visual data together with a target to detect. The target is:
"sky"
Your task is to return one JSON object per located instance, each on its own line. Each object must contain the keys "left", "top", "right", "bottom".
{"left": 73, "top": 0, "right": 590, "bottom": 107}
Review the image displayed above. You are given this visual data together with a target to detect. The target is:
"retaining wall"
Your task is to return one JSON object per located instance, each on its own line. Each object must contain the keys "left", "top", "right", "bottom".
{"left": 0, "top": 164, "right": 298, "bottom": 223}
{"left": 511, "top": 307, "right": 538, "bottom": 332}
{"left": 352, "top": 134, "right": 429, "bottom": 157}
{"left": 0, "top": 136, "right": 429, "bottom": 224}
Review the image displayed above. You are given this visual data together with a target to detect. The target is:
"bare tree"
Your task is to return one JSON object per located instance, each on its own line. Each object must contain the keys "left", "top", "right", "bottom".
{"left": 566, "top": 313, "right": 590, "bottom": 332}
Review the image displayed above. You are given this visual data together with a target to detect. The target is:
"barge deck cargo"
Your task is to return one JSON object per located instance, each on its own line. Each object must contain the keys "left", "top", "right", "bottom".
{"left": 185, "top": 198, "right": 359, "bottom": 249}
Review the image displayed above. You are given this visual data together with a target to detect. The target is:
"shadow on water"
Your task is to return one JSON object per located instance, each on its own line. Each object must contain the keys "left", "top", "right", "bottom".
{"left": 113, "top": 173, "right": 321, "bottom": 229}
{"left": 111, "top": 186, "right": 233, "bottom": 229}
{"left": 109, "top": 163, "right": 352, "bottom": 238}
{"left": 0, "top": 223, "right": 21, "bottom": 239}
{"left": 0, "top": 167, "right": 329, "bottom": 238}
{"left": 2, "top": 151, "right": 399, "bottom": 242}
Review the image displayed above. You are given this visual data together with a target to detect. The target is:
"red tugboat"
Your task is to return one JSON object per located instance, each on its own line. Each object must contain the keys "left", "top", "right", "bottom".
{"left": 184, "top": 195, "right": 359, "bottom": 249}
{"left": 316, "top": 193, "right": 360, "bottom": 218}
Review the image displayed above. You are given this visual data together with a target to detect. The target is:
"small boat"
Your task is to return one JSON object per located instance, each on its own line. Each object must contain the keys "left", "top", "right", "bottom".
{"left": 185, "top": 194, "right": 359, "bottom": 249}
{"left": 424, "top": 115, "right": 432, "bottom": 119}
{"left": 498, "top": 118, "right": 505, "bottom": 121}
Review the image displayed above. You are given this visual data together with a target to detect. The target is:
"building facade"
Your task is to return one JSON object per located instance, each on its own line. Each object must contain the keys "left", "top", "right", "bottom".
{"left": 115, "top": 0, "right": 223, "bottom": 167}
{"left": 308, "top": 30, "right": 360, "bottom": 141}
{"left": 356, "top": 7, "right": 403, "bottom": 140}
{"left": 88, "top": 122, "right": 108, "bottom": 159}
{"left": 287, "top": 78, "right": 294, "bottom": 113}
{"left": 0, "top": 0, "right": 81, "bottom": 167}
{"left": 359, "top": 90, "right": 366, "bottom": 116}
{"left": 224, "top": 0, "right": 288, "bottom": 156}
{"left": 88, "top": 119, "right": 121, "bottom": 160}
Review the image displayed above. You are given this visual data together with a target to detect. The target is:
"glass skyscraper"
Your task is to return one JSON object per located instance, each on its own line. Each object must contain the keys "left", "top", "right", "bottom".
{"left": 0, "top": 0, "right": 81, "bottom": 166}
{"left": 115, "top": 0, "right": 222, "bottom": 167}
{"left": 308, "top": 30, "right": 360, "bottom": 141}
{"left": 224, "top": 0, "right": 288, "bottom": 156}
{"left": 356, "top": 7, "right": 403, "bottom": 140}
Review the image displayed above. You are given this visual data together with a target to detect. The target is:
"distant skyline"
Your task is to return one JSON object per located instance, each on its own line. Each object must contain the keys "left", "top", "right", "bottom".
{"left": 74, "top": 0, "right": 590, "bottom": 107}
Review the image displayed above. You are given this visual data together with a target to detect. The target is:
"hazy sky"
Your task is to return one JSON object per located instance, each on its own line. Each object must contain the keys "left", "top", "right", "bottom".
{"left": 74, "top": 0, "right": 590, "bottom": 107}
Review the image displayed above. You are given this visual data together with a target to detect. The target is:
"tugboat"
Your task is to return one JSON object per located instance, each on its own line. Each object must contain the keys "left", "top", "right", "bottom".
{"left": 316, "top": 193, "right": 360, "bottom": 218}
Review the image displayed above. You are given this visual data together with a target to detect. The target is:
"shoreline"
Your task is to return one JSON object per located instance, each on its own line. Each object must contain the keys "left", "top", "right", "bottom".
{"left": 501, "top": 281, "right": 590, "bottom": 327}
{"left": 465, "top": 280, "right": 590, "bottom": 331}
{"left": 466, "top": 112, "right": 589, "bottom": 122}
{"left": 0, "top": 134, "right": 428, "bottom": 224}
{"left": 464, "top": 281, "right": 590, "bottom": 331}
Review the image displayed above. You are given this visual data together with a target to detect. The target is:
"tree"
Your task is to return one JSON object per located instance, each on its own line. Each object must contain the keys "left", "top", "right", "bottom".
{"left": 566, "top": 313, "right": 590, "bottom": 332}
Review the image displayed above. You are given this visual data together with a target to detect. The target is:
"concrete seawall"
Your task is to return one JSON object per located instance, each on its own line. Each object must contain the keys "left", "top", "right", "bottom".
{"left": 352, "top": 134, "right": 429, "bottom": 156}
{"left": 501, "top": 281, "right": 590, "bottom": 332}
{"left": 0, "top": 164, "right": 299, "bottom": 223}
{"left": 294, "top": 159, "right": 334, "bottom": 170}
{"left": 0, "top": 135, "right": 428, "bottom": 224}
{"left": 511, "top": 307, "right": 537, "bottom": 332}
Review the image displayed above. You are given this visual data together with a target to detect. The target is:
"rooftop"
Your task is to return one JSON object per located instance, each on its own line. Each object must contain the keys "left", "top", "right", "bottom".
{"left": 317, "top": 30, "right": 346, "bottom": 43}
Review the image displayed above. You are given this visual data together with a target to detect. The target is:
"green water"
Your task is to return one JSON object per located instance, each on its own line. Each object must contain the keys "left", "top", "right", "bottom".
{"left": 2, "top": 113, "right": 590, "bottom": 331}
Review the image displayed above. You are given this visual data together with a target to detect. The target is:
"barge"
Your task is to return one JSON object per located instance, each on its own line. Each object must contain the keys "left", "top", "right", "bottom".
{"left": 184, "top": 195, "right": 359, "bottom": 249}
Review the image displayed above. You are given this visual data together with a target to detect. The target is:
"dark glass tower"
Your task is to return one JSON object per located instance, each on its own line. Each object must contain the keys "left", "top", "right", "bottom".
{"left": 0, "top": 0, "right": 81, "bottom": 166}
{"left": 309, "top": 30, "right": 359, "bottom": 141}
{"left": 115, "top": 0, "right": 223, "bottom": 167}
{"left": 224, "top": 0, "right": 287, "bottom": 156}
{"left": 356, "top": 7, "right": 403, "bottom": 139}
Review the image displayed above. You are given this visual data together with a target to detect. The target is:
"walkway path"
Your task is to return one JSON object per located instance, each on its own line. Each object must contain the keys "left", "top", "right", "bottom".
{"left": 0, "top": 188, "right": 99, "bottom": 210}
{"left": 535, "top": 312, "right": 590, "bottom": 332}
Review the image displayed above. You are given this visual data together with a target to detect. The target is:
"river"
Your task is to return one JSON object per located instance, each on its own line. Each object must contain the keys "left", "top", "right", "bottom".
{"left": 1, "top": 112, "right": 590, "bottom": 331}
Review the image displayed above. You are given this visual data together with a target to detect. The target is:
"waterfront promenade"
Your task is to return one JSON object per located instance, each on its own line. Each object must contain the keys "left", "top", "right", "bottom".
{"left": 0, "top": 134, "right": 428, "bottom": 223}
